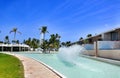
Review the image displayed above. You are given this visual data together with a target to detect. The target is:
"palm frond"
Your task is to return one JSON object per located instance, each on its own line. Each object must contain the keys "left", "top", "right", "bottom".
{"left": 9, "top": 30, "right": 14, "bottom": 33}
{"left": 17, "top": 31, "right": 22, "bottom": 34}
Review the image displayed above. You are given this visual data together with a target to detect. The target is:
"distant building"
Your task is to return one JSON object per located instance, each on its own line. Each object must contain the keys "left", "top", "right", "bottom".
{"left": 86, "top": 28, "right": 120, "bottom": 44}
{"left": 0, "top": 44, "right": 30, "bottom": 52}
{"left": 72, "top": 28, "right": 120, "bottom": 44}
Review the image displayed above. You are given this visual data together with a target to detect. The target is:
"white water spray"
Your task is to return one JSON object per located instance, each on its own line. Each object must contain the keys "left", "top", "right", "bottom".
{"left": 58, "top": 45, "right": 102, "bottom": 72}
{"left": 58, "top": 45, "right": 86, "bottom": 64}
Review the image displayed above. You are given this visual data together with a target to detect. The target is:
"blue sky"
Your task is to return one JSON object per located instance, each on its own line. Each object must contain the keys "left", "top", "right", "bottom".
{"left": 0, "top": 0, "right": 120, "bottom": 43}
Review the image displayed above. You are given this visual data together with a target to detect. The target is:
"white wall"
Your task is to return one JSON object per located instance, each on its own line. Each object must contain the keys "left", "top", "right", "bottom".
{"left": 83, "top": 50, "right": 120, "bottom": 60}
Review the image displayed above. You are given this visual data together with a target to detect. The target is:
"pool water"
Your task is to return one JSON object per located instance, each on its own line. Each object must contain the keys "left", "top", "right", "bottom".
{"left": 16, "top": 53, "right": 120, "bottom": 78}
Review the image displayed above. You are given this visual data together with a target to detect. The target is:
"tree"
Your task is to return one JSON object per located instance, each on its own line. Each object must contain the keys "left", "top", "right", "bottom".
{"left": 4, "top": 36, "right": 10, "bottom": 44}
{"left": 24, "top": 38, "right": 40, "bottom": 51}
{"left": 10, "top": 28, "right": 21, "bottom": 43}
{"left": 83, "top": 39, "right": 89, "bottom": 44}
{"left": 79, "top": 37, "right": 83, "bottom": 41}
{"left": 79, "top": 37, "right": 84, "bottom": 45}
{"left": 61, "top": 42, "right": 66, "bottom": 47}
{"left": 24, "top": 38, "right": 31, "bottom": 46}
{"left": 39, "top": 26, "right": 49, "bottom": 45}
{"left": 16, "top": 40, "right": 19, "bottom": 44}
{"left": 61, "top": 41, "right": 71, "bottom": 47}
{"left": 55, "top": 33, "right": 61, "bottom": 50}
{"left": 31, "top": 38, "right": 39, "bottom": 50}
{"left": 0, "top": 30, "right": 3, "bottom": 43}
{"left": 49, "top": 33, "right": 61, "bottom": 51}
{"left": 40, "top": 40, "right": 49, "bottom": 53}
{"left": 87, "top": 34, "right": 92, "bottom": 38}
{"left": 66, "top": 41, "right": 71, "bottom": 47}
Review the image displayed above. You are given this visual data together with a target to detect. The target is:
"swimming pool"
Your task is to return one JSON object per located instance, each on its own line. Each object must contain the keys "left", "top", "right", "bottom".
{"left": 16, "top": 52, "right": 120, "bottom": 78}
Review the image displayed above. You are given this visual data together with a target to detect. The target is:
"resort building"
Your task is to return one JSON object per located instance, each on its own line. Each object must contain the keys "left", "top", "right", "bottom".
{"left": 71, "top": 28, "right": 120, "bottom": 60}
{"left": 0, "top": 44, "right": 30, "bottom": 52}
{"left": 86, "top": 27, "right": 120, "bottom": 44}
{"left": 72, "top": 28, "right": 120, "bottom": 45}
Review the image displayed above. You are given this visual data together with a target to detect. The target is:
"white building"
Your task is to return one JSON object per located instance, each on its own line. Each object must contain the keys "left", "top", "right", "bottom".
{"left": 0, "top": 44, "right": 30, "bottom": 52}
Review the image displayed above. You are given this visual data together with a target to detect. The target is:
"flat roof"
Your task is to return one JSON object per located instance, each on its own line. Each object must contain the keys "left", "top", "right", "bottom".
{"left": 86, "top": 27, "right": 120, "bottom": 39}
{"left": 0, "top": 44, "right": 30, "bottom": 47}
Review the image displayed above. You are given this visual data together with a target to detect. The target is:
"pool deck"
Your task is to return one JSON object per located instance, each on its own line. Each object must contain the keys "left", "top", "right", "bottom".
{"left": 6, "top": 53, "right": 61, "bottom": 78}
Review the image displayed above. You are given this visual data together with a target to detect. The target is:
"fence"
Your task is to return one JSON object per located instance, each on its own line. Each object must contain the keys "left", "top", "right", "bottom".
{"left": 97, "top": 41, "right": 120, "bottom": 50}
{"left": 83, "top": 41, "right": 120, "bottom": 60}
{"left": 83, "top": 44, "right": 94, "bottom": 50}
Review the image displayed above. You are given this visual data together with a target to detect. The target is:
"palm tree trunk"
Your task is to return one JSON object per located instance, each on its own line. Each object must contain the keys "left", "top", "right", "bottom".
{"left": 43, "top": 33, "right": 45, "bottom": 41}
{"left": 14, "top": 32, "right": 16, "bottom": 42}
{"left": 40, "top": 33, "right": 45, "bottom": 45}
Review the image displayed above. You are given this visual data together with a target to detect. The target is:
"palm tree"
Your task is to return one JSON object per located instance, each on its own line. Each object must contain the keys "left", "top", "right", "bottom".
{"left": 61, "top": 42, "right": 66, "bottom": 47}
{"left": 48, "top": 33, "right": 61, "bottom": 51}
{"left": 0, "top": 30, "right": 1, "bottom": 42}
{"left": 41, "top": 40, "right": 49, "bottom": 53}
{"left": 79, "top": 37, "right": 83, "bottom": 41}
{"left": 55, "top": 33, "right": 61, "bottom": 50}
{"left": 10, "top": 28, "right": 21, "bottom": 43}
{"left": 31, "top": 38, "right": 39, "bottom": 50}
{"left": 24, "top": 38, "right": 40, "bottom": 51}
{"left": 79, "top": 37, "right": 84, "bottom": 45}
{"left": 49, "top": 34, "right": 56, "bottom": 51}
{"left": 4, "top": 35, "right": 9, "bottom": 44}
{"left": 0, "top": 31, "right": 3, "bottom": 43}
{"left": 16, "top": 40, "right": 19, "bottom": 44}
{"left": 66, "top": 41, "right": 71, "bottom": 47}
{"left": 39, "top": 26, "right": 49, "bottom": 45}
{"left": 87, "top": 34, "right": 92, "bottom": 38}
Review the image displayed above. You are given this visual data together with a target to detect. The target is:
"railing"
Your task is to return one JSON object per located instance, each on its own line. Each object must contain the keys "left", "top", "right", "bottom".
{"left": 97, "top": 41, "right": 120, "bottom": 50}
{"left": 83, "top": 44, "right": 94, "bottom": 50}
{"left": 83, "top": 41, "right": 120, "bottom": 50}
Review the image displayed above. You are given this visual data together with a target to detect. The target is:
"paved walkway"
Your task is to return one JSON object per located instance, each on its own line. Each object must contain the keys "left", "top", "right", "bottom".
{"left": 7, "top": 53, "right": 61, "bottom": 78}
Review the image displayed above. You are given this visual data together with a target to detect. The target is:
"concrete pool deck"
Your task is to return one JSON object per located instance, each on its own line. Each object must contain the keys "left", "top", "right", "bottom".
{"left": 6, "top": 53, "right": 61, "bottom": 78}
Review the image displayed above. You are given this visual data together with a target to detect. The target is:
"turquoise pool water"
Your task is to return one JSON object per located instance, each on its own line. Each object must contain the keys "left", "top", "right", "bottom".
{"left": 16, "top": 52, "right": 120, "bottom": 78}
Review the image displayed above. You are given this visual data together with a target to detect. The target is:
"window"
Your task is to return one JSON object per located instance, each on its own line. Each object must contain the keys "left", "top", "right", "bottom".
{"left": 111, "top": 32, "right": 118, "bottom": 41}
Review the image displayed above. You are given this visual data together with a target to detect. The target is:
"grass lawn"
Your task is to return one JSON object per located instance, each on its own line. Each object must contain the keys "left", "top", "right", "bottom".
{"left": 0, "top": 53, "right": 24, "bottom": 78}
